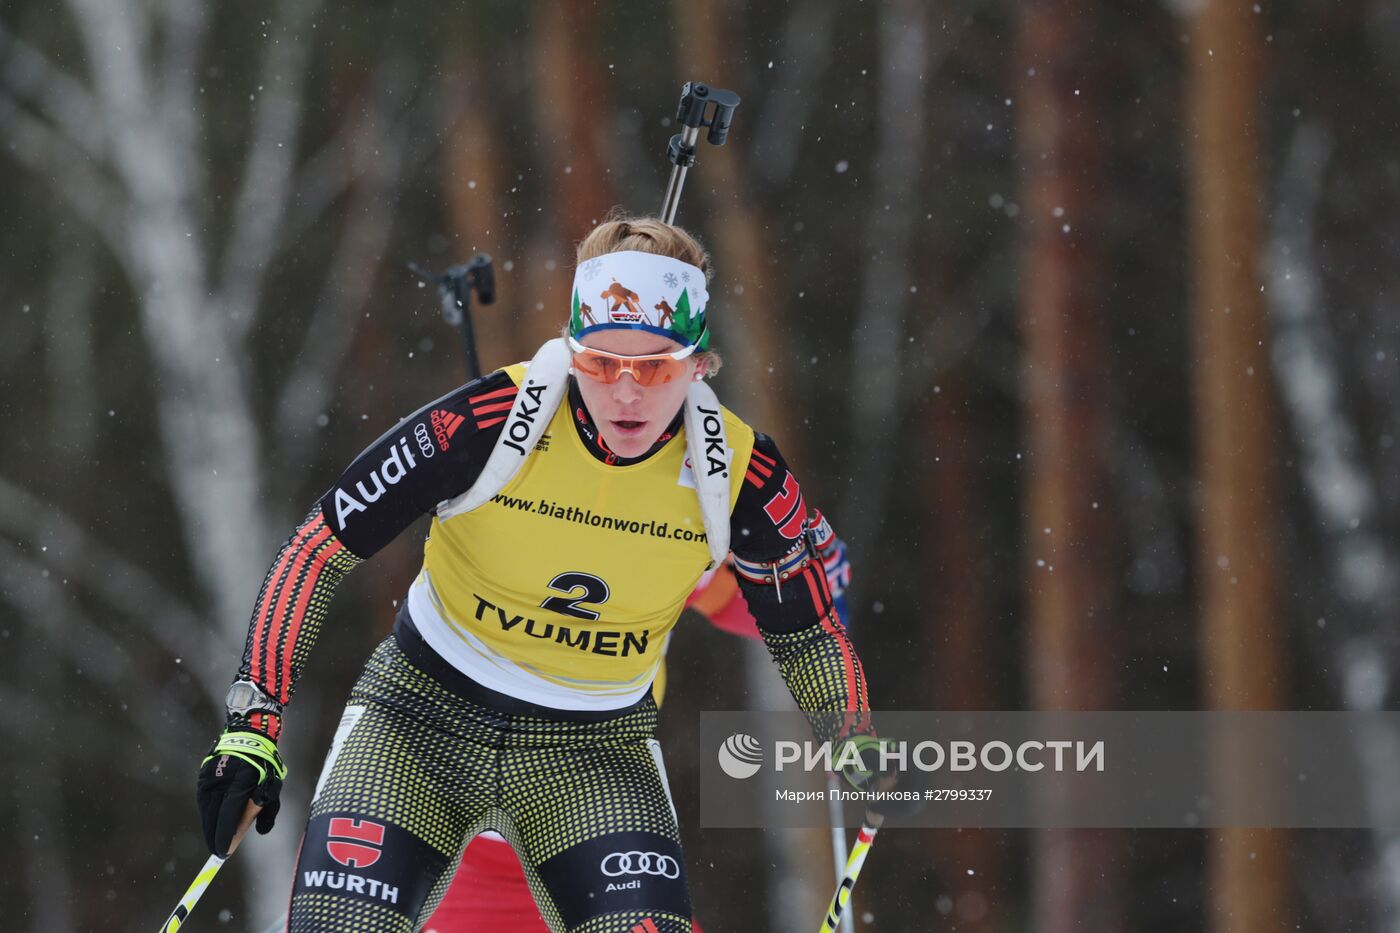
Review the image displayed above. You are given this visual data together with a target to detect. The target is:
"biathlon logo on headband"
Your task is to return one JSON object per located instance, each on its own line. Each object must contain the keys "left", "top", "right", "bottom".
{"left": 569, "top": 250, "right": 710, "bottom": 350}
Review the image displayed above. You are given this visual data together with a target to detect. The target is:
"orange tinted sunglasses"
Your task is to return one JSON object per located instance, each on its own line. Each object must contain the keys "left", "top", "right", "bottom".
{"left": 568, "top": 336, "right": 697, "bottom": 386}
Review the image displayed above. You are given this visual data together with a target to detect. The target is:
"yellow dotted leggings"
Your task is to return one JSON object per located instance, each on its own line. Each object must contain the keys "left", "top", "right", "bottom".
{"left": 288, "top": 620, "right": 693, "bottom": 933}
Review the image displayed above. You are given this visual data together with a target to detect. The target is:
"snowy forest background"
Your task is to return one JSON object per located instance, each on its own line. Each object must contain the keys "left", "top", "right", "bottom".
{"left": 2, "top": 0, "right": 1400, "bottom": 930}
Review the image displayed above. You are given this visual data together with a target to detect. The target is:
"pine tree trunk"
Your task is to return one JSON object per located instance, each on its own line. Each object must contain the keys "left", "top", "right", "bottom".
{"left": 1016, "top": 2, "right": 1125, "bottom": 930}
{"left": 527, "top": 0, "right": 619, "bottom": 342}
{"left": 925, "top": 369, "right": 1008, "bottom": 930}
{"left": 443, "top": 55, "right": 529, "bottom": 370}
{"left": 670, "top": 0, "right": 797, "bottom": 448}
{"left": 1186, "top": 1, "right": 1294, "bottom": 930}
{"left": 671, "top": 0, "right": 831, "bottom": 926}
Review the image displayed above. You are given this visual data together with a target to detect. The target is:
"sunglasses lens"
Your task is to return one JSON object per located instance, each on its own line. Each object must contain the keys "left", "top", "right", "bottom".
{"left": 597, "top": 356, "right": 623, "bottom": 381}
{"left": 573, "top": 352, "right": 618, "bottom": 382}
{"left": 634, "top": 358, "right": 678, "bottom": 386}
{"left": 573, "top": 349, "right": 686, "bottom": 386}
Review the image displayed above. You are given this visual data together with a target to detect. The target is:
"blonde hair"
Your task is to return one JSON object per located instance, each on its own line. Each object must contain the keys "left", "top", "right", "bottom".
{"left": 576, "top": 213, "right": 712, "bottom": 278}
{"left": 574, "top": 212, "right": 723, "bottom": 376}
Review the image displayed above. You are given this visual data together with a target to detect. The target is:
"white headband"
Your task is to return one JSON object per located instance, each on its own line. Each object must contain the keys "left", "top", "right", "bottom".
{"left": 568, "top": 250, "right": 710, "bottom": 349}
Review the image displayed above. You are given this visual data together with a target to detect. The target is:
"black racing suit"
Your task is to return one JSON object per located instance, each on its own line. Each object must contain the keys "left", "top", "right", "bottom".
{"left": 230, "top": 371, "right": 871, "bottom": 932}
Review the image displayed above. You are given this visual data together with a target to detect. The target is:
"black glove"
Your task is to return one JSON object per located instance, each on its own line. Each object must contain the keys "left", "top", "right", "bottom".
{"left": 835, "top": 733, "right": 928, "bottom": 820}
{"left": 196, "top": 728, "right": 286, "bottom": 856}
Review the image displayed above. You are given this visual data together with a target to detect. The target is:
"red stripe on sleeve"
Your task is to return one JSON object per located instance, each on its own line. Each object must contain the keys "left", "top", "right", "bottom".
{"left": 251, "top": 516, "right": 323, "bottom": 691}
{"left": 471, "top": 400, "right": 516, "bottom": 417}
{"left": 279, "top": 537, "right": 344, "bottom": 696}
{"left": 478, "top": 416, "right": 508, "bottom": 430}
{"left": 812, "top": 555, "right": 834, "bottom": 605}
{"left": 266, "top": 523, "right": 334, "bottom": 698}
{"left": 249, "top": 711, "right": 282, "bottom": 741}
{"left": 469, "top": 385, "right": 518, "bottom": 404}
{"left": 805, "top": 565, "right": 867, "bottom": 729}
{"left": 801, "top": 562, "right": 830, "bottom": 621}
{"left": 750, "top": 448, "right": 777, "bottom": 469}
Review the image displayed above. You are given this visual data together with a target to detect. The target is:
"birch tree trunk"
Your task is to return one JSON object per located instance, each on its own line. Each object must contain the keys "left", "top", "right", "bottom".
{"left": 1268, "top": 122, "right": 1400, "bottom": 930}
{"left": 0, "top": 0, "right": 421, "bottom": 924}
{"left": 59, "top": 3, "right": 292, "bottom": 921}
{"left": 842, "top": 0, "right": 931, "bottom": 572}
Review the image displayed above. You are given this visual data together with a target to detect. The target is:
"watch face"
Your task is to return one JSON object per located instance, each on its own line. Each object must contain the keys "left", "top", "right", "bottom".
{"left": 227, "top": 683, "right": 256, "bottom": 711}
{"left": 226, "top": 681, "right": 275, "bottom": 714}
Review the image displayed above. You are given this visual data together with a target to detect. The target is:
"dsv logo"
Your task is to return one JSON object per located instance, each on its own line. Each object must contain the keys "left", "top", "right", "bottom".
{"left": 600, "top": 851, "right": 681, "bottom": 879}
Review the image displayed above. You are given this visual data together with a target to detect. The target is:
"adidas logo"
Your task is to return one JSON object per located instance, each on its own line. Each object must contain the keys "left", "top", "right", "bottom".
{"left": 630, "top": 920, "right": 660, "bottom": 933}
{"left": 431, "top": 409, "right": 466, "bottom": 450}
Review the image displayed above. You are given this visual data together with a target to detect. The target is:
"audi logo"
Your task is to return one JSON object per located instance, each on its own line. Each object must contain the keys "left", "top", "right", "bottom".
{"left": 600, "top": 851, "right": 681, "bottom": 879}
{"left": 413, "top": 422, "right": 436, "bottom": 458}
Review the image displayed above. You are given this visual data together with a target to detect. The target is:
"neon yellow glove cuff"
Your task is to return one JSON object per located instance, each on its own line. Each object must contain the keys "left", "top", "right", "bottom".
{"left": 202, "top": 730, "right": 288, "bottom": 782}
{"left": 836, "top": 733, "right": 884, "bottom": 791}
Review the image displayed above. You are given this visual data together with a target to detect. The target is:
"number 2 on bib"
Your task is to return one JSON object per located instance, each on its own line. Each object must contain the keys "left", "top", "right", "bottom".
{"left": 541, "top": 572, "right": 611, "bottom": 620}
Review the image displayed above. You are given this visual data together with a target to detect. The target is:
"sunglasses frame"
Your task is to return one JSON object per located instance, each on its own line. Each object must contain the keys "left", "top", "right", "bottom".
{"left": 567, "top": 335, "right": 699, "bottom": 385}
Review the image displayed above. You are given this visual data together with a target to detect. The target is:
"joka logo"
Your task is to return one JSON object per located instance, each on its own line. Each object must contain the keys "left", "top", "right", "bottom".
{"left": 695, "top": 404, "right": 728, "bottom": 477}
{"left": 431, "top": 408, "right": 465, "bottom": 450}
{"left": 717, "top": 733, "right": 764, "bottom": 779}
{"left": 326, "top": 817, "right": 385, "bottom": 869}
{"left": 502, "top": 379, "right": 550, "bottom": 456}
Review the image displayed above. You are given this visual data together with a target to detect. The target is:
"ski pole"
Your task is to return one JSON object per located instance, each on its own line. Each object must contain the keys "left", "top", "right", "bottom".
{"left": 818, "top": 814, "right": 882, "bottom": 933}
{"left": 158, "top": 802, "right": 261, "bottom": 933}
{"left": 659, "top": 81, "right": 740, "bottom": 225}
{"left": 825, "top": 772, "right": 857, "bottom": 933}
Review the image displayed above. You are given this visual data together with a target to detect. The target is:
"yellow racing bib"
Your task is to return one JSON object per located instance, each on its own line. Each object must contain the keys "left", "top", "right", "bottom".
{"left": 417, "top": 364, "right": 754, "bottom": 704}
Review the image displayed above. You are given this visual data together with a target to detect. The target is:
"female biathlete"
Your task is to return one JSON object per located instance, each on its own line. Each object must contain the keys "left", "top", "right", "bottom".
{"left": 194, "top": 216, "right": 876, "bottom": 932}
{"left": 426, "top": 546, "right": 851, "bottom": 931}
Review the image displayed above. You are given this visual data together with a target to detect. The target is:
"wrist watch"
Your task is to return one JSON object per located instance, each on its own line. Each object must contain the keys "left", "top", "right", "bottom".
{"left": 225, "top": 679, "right": 284, "bottom": 718}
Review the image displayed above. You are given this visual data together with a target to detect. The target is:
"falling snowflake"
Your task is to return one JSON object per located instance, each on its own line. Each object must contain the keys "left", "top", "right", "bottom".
{"left": 663, "top": 272, "right": 679, "bottom": 289}
{"left": 680, "top": 270, "right": 691, "bottom": 283}
{"left": 580, "top": 258, "right": 603, "bottom": 281}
